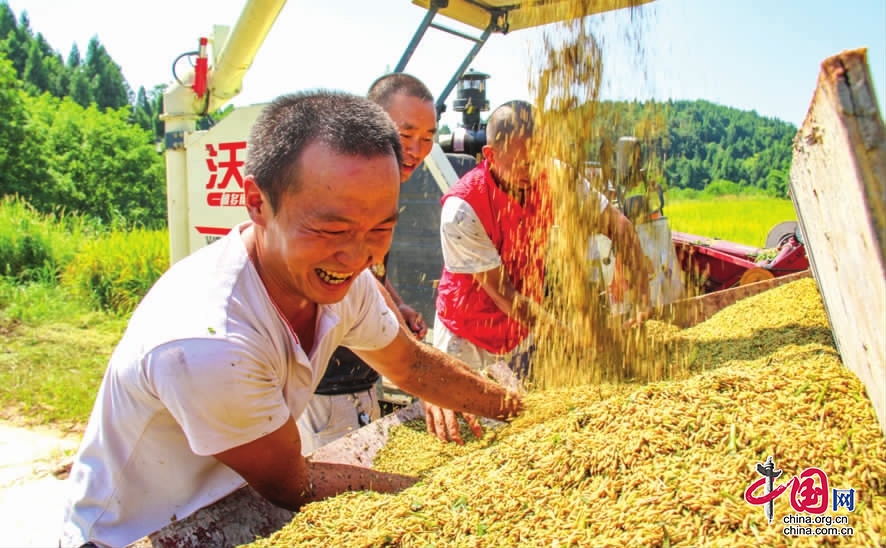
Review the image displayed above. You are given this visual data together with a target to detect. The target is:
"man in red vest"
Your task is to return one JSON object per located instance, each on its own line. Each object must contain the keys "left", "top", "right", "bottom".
{"left": 428, "top": 100, "right": 651, "bottom": 444}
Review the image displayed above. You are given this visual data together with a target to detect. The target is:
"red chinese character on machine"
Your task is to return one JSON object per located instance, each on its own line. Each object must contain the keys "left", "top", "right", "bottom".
{"left": 205, "top": 141, "right": 247, "bottom": 207}
{"left": 206, "top": 141, "right": 247, "bottom": 189}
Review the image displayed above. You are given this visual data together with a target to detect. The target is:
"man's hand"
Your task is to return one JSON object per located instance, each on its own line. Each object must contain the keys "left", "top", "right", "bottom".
{"left": 622, "top": 306, "right": 653, "bottom": 328}
{"left": 422, "top": 401, "right": 483, "bottom": 445}
{"left": 397, "top": 303, "right": 428, "bottom": 340}
{"left": 357, "top": 334, "right": 524, "bottom": 426}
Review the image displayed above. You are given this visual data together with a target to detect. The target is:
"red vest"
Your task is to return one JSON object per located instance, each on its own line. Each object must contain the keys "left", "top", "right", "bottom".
{"left": 436, "top": 160, "right": 552, "bottom": 354}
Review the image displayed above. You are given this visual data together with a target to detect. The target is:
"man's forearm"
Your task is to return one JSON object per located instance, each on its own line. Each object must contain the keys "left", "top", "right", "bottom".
{"left": 604, "top": 209, "right": 651, "bottom": 304}
{"left": 394, "top": 344, "right": 522, "bottom": 421}
{"left": 260, "top": 461, "right": 417, "bottom": 511}
{"left": 618, "top": 222, "right": 652, "bottom": 302}
{"left": 511, "top": 292, "right": 562, "bottom": 331}
{"left": 484, "top": 283, "right": 558, "bottom": 333}
{"left": 306, "top": 462, "right": 417, "bottom": 502}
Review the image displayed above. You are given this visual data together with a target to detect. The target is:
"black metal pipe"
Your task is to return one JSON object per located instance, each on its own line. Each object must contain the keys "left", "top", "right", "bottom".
{"left": 434, "top": 22, "right": 493, "bottom": 119}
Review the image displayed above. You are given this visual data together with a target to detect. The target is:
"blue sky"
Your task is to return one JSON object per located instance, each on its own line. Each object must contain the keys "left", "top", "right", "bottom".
{"left": 8, "top": 0, "right": 886, "bottom": 128}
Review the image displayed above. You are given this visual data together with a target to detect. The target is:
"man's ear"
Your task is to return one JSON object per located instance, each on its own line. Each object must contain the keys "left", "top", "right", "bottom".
{"left": 481, "top": 145, "right": 495, "bottom": 164}
{"left": 244, "top": 176, "right": 270, "bottom": 226}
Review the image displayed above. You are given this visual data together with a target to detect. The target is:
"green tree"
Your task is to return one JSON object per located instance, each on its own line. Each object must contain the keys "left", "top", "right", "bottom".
{"left": 26, "top": 93, "right": 166, "bottom": 226}
{"left": 611, "top": 99, "right": 799, "bottom": 197}
{"left": 4, "top": 11, "right": 31, "bottom": 75}
{"left": 132, "top": 83, "right": 168, "bottom": 143}
{"left": 0, "top": 3, "right": 15, "bottom": 41}
{"left": 132, "top": 85, "right": 153, "bottom": 132}
{"left": 22, "top": 38, "right": 49, "bottom": 93}
{"left": 84, "top": 36, "right": 130, "bottom": 110}
{"left": 0, "top": 55, "right": 27, "bottom": 192}
{"left": 0, "top": 54, "right": 50, "bottom": 203}
{"left": 69, "top": 68, "right": 92, "bottom": 107}
{"left": 66, "top": 42, "right": 80, "bottom": 69}
{"left": 46, "top": 51, "right": 67, "bottom": 97}
{"left": 150, "top": 84, "right": 166, "bottom": 140}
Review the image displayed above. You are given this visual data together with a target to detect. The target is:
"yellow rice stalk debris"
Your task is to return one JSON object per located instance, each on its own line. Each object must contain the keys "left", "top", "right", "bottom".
{"left": 245, "top": 279, "right": 886, "bottom": 547}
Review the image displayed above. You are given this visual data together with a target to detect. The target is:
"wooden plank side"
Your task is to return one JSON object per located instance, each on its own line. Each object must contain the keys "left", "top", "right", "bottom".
{"left": 127, "top": 486, "right": 294, "bottom": 548}
{"left": 789, "top": 48, "right": 886, "bottom": 436}
{"left": 306, "top": 401, "right": 425, "bottom": 467}
{"left": 656, "top": 270, "right": 813, "bottom": 328}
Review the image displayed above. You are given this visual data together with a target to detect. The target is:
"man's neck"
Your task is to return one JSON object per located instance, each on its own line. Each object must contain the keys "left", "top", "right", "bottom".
{"left": 242, "top": 225, "right": 318, "bottom": 349}
{"left": 489, "top": 167, "right": 526, "bottom": 207}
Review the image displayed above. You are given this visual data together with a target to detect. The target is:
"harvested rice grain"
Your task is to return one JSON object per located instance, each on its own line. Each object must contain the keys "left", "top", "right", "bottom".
{"left": 244, "top": 279, "right": 886, "bottom": 547}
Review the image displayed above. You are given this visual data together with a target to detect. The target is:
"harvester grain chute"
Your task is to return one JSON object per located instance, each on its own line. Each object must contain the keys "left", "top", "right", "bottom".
{"left": 594, "top": 135, "right": 811, "bottom": 302}
{"left": 148, "top": 0, "right": 886, "bottom": 543}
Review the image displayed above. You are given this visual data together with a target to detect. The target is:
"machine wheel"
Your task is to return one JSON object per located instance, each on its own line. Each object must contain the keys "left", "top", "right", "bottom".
{"left": 765, "top": 221, "right": 800, "bottom": 249}
{"left": 739, "top": 267, "right": 775, "bottom": 286}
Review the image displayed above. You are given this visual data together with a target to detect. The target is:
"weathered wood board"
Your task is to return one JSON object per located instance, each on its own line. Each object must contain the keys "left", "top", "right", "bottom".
{"left": 789, "top": 48, "right": 886, "bottom": 436}
{"left": 127, "top": 486, "right": 294, "bottom": 548}
{"left": 656, "top": 269, "right": 813, "bottom": 328}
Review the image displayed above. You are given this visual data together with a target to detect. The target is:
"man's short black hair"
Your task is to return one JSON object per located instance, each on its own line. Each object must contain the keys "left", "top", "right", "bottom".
{"left": 486, "top": 100, "right": 534, "bottom": 149}
{"left": 246, "top": 90, "right": 402, "bottom": 213}
{"left": 367, "top": 73, "right": 434, "bottom": 110}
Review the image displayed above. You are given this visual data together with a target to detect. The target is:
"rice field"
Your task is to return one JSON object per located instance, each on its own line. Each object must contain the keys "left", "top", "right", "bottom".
{"left": 664, "top": 196, "right": 798, "bottom": 248}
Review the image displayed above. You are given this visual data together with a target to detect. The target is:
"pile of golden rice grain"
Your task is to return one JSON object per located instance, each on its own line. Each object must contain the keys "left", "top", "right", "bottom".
{"left": 246, "top": 279, "right": 885, "bottom": 547}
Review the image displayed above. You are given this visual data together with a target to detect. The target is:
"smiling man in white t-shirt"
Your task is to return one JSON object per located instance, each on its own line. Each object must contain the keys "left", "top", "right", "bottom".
{"left": 60, "top": 91, "right": 523, "bottom": 548}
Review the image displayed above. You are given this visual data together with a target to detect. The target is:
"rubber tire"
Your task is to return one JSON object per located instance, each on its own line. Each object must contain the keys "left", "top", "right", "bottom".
{"left": 765, "top": 220, "right": 800, "bottom": 249}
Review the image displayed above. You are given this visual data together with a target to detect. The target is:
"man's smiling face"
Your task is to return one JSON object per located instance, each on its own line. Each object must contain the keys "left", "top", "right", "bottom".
{"left": 384, "top": 91, "right": 437, "bottom": 182}
{"left": 259, "top": 140, "right": 401, "bottom": 305}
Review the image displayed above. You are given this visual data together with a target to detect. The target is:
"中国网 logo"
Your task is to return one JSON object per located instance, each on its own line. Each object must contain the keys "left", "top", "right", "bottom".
{"left": 744, "top": 456, "right": 856, "bottom": 538}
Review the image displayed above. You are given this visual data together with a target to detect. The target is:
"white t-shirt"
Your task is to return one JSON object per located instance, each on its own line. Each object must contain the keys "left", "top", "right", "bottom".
{"left": 439, "top": 197, "right": 501, "bottom": 275}
{"left": 60, "top": 223, "right": 399, "bottom": 548}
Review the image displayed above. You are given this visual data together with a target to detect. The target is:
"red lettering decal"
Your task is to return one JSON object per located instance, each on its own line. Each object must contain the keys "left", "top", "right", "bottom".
{"left": 205, "top": 141, "right": 247, "bottom": 191}
{"left": 215, "top": 141, "right": 247, "bottom": 190}
{"left": 194, "top": 226, "right": 232, "bottom": 236}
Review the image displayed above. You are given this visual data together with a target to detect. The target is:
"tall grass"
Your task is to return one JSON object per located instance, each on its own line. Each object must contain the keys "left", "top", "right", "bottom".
{"left": 61, "top": 228, "right": 170, "bottom": 315}
{"left": 0, "top": 196, "right": 169, "bottom": 426}
{"left": 0, "top": 277, "right": 127, "bottom": 426}
{"left": 0, "top": 195, "right": 92, "bottom": 281}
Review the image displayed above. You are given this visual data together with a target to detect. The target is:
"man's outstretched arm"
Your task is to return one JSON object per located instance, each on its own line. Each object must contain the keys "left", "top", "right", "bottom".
{"left": 213, "top": 417, "right": 418, "bottom": 512}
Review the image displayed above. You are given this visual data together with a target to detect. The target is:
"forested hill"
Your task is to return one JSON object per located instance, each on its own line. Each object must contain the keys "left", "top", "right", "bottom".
{"left": 583, "top": 99, "right": 798, "bottom": 198}
{"left": 0, "top": 3, "right": 163, "bottom": 135}
{"left": 1, "top": 2, "right": 798, "bottom": 231}
{"left": 0, "top": 2, "right": 208, "bottom": 229}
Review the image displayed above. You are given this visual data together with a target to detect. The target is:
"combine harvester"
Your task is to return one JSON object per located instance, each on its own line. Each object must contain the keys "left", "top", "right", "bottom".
{"left": 144, "top": 0, "right": 885, "bottom": 543}
{"left": 584, "top": 134, "right": 812, "bottom": 315}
